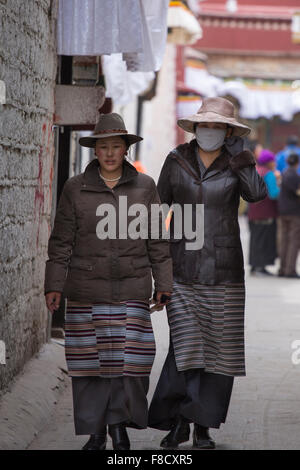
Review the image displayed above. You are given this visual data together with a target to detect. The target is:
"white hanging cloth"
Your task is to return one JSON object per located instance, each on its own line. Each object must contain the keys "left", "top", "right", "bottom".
{"left": 57, "top": 0, "right": 144, "bottom": 55}
{"left": 102, "top": 54, "right": 155, "bottom": 106}
{"left": 123, "top": 0, "right": 169, "bottom": 72}
{"left": 57, "top": 0, "right": 169, "bottom": 71}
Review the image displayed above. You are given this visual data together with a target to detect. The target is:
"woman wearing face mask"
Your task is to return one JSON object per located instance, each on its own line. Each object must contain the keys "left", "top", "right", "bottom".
{"left": 148, "top": 97, "right": 267, "bottom": 449}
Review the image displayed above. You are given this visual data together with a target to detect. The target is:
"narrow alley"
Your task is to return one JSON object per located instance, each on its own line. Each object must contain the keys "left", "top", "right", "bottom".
{"left": 27, "top": 217, "right": 300, "bottom": 450}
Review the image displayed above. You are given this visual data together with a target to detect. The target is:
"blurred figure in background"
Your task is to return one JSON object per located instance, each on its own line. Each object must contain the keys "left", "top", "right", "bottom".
{"left": 248, "top": 150, "right": 280, "bottom": 276}
{"left": 244, "top": 138, "right": 263, "bottom": 162}
{"left": 276, "top": 135, "right": 300, "bottom": 175}
{"left": 278, "top": 153, "right": 300, "bottom": 278}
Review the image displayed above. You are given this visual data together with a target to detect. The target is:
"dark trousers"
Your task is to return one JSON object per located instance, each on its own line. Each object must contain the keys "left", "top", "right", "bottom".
{"left": 148, "top": 340, "right": 234, "bottom": 430}
{"left": 71, "top": 376, "right": 149, "bottom": 435}
{"left": 248, "top": 218, "right": 277, "bottom": 269}
{"left": 279, "top": 215, "right": 300, "bottom": 275}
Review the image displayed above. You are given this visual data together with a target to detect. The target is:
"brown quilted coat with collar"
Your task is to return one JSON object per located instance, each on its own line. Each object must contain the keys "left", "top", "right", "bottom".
{"left": 44, "top": 158, "right": 173, "bottom": 303}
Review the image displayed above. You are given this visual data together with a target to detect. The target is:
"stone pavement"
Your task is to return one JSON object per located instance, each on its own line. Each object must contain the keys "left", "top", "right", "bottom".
{"left": 0, "top": 340, "right": 68, "bottom": 450}
{"left": 3, "top": 216, "right": 300, "bottom": 450}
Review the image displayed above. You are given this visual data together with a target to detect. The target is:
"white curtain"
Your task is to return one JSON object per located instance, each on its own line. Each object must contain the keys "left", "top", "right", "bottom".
{"left": 102, "top": 54, "right": 155, "bottom": 106}
{"left": 57, "top": 0, "right": 169, "bottom": 71}
{"left": 123, "top": 0, "right": 169, "bottom": 72}
{"left": 57, "top": 0, "right": 144, "bottom": 55}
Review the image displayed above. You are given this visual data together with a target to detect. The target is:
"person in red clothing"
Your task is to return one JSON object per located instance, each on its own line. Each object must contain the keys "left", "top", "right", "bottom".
{"left": 248, "top": 149, "right": 280, "bottom": 276}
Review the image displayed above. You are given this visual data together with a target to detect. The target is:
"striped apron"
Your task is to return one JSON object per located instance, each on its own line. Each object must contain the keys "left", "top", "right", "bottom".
{"left": 65, "top": 299, "right": 155, "bottom": 378}
{"left": 167, "top": 280, "right": 246, "bottom": 376}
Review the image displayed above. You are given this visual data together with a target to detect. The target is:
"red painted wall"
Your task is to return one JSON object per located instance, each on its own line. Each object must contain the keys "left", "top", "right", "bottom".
{"left": 197, "top": 26, "right": 300, "bottom": 54}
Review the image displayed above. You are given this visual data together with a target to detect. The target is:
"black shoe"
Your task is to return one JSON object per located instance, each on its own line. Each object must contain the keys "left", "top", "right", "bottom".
{"left": 108, "top": 423, "right": 130, "bottom": 450}
{"left": 285, "top": 273, "right": 300, "bottom": 278}
{"left": 81, "top": 430, "right": 107, "bottom": 450}
{"left": 193, "top": 424, "right": 215, "bottom": 449}
{"left": 160, "top": 416, "right": 190, "bottom": 449}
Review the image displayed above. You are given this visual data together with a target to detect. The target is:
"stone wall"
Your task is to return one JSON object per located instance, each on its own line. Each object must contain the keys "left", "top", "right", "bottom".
{"left": 0, "top": 0, "right": 57, "bottom": 392}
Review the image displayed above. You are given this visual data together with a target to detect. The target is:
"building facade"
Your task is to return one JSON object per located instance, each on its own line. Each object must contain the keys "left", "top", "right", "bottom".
{"left": 177, "top": 0, "right": 300, "bottom": 150}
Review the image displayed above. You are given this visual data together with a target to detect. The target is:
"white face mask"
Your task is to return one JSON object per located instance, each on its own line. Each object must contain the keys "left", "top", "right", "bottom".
{"left": 195, "top": 127, "right": 227, "bottom": 152}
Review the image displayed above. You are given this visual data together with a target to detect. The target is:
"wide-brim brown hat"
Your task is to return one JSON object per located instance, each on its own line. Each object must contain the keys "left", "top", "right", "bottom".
{"left": 177, "top": 97, "right": 251, "bottom": 137}
{"left": 79, "top": 113, "right": 143, "bottom": 148}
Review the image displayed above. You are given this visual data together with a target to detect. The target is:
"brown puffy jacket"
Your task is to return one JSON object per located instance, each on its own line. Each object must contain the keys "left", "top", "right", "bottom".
{"left": 44, "top": 158, "right": 173, "bottom": 302}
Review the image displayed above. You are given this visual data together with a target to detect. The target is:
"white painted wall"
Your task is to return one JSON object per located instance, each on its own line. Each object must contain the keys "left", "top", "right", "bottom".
{"left": 139, "top": 43, "right": 177, "bottom": 183}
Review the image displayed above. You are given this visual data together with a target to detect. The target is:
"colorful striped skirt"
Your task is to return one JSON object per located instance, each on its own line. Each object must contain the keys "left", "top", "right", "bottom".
{"left": 167, "top": 280, "right": 246, "bottom": 377}
{"left": 65, "top": 299, "right": 156, "bottom": 378}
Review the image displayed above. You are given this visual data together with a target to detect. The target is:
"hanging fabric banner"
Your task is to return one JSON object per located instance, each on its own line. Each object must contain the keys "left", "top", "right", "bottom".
{"left": 57, "top": 0, "right": 169, "bottom": 68}
{"left": 57, "top": 0, "right": 144, "bottom": 56}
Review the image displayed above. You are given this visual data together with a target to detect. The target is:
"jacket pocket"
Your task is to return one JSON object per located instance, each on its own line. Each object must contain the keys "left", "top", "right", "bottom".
{"left": 69, "top": 257, "right": 110, "bottom": 280}
{"left": 69, "top": 258, "right": 94, "bottom": 271}
{"left": 214, "top": 235, "right": 243, "bottom": 270}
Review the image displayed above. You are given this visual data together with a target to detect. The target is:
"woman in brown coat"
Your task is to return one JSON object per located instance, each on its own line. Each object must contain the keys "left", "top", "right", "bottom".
{"left": 44, "top": 113, "right": 172, "bottom": 450}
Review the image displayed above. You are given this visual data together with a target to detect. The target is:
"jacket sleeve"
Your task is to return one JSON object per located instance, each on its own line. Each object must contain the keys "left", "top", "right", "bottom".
{"left": 44, "top": 179, "right": 76, "bottom": 294}
{"left": 146, "top": 182, "right": 173, "bottom": 293}
{"left": 229, "top": 150, "right": 267, "bottom": 202}
{"left": 157, "top": 155, "right": 174, "bottom": 206}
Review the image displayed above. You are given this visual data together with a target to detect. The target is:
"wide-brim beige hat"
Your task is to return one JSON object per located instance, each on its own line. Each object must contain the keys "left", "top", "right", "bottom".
{"left": 177, "top": 97, "right": 251, "bottom": 137}
{"left": 79, "top": 113, "right": 143, "bottom": 148}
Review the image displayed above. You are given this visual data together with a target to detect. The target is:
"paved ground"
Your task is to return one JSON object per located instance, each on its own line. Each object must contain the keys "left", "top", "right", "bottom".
{"left": 25, "top": 216, "right": 300, "bottom": 450}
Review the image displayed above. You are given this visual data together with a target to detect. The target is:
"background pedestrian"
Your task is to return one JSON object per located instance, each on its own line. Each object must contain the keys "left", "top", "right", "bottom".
{"left": 276, "top": 135, "right": 300, "bottom": 175}
{"left": 248, "top": 149, "right": 280, "bottom": 276}
{"left": 278, "top": 153, "right": 300, "bottom": 278}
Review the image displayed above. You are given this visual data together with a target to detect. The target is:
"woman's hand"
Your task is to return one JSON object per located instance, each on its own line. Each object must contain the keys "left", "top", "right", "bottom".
{"left": 45, "top": 292, "right": 62, "bottom": 314}
{"left": 150, "top": 291, "right": 171, "bottom": 313}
